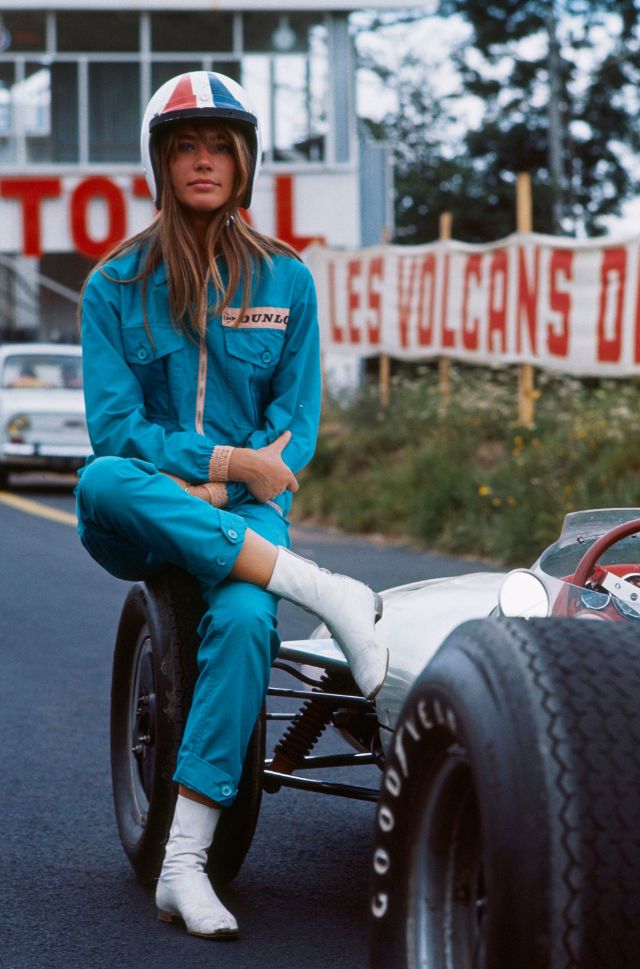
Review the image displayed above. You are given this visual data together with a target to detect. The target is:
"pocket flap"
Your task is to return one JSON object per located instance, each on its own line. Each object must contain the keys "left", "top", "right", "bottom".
{"left": 122, "top": 322, "right": 183, "bottom": 365}
{"left": 223, "top": 327, "right": 285, "bottom": 369}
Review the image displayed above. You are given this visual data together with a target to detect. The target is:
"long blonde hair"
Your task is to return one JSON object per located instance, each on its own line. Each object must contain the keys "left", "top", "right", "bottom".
{"left": 81, "top": 121, "right": 299, "bottom": 337}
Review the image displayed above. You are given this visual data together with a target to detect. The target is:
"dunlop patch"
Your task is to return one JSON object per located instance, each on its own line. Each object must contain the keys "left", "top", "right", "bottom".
{"left": 222, "top": 307, "right": 289, "bottom": 329}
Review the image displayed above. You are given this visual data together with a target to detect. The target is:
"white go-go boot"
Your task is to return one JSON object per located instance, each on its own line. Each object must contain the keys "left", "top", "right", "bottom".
{"left": 155, "top": 795, "right": 239, "bottom": 939}
{"left": 267, "top": 547, "right": 390, "bottom": 700}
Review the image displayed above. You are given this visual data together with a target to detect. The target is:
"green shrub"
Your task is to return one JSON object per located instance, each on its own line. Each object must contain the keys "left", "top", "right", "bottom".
{"left": 293, "top": 367, "right": 640, "bottom": 565}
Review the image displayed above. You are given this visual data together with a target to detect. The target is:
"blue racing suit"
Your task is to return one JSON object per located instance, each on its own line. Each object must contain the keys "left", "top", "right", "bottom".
{"left": 75, "top": 246, "right": 321, "bottom": 805}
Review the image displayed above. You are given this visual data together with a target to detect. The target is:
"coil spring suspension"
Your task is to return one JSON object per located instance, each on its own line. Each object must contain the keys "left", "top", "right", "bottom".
{"left": 265, "top": 672, "right": 337, "bottom": 793}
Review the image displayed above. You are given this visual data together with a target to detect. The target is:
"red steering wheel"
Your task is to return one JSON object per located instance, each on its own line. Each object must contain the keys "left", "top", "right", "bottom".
{"left": 571, "top": 518, "right": 640, "bottom": 588}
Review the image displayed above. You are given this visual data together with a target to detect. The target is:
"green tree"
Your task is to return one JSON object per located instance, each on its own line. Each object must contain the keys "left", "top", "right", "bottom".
{"left": 439, "top": 0, "right": 640, "bottom": 235}
{"left": 356, "top": 2, "right": 640, "bottom": 241}
{"left": 359, "top": 51, "right": 476, "bottom": 243}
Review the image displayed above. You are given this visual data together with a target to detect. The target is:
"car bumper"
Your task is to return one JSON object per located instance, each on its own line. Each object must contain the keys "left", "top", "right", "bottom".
{"left": 0, "top": 443, "right": 91, "bottom": 471}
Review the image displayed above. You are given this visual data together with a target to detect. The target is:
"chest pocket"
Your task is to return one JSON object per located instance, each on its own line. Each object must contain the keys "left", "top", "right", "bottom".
{"left": 122, "top": 320, "right": 184, "bottom": 420}
{"left": 223, "top": 327, "right": 285, "bottom": 429}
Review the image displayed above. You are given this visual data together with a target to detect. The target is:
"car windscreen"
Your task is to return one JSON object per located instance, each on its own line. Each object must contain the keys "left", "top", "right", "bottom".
{"left": 1, "top": 354, "right": 83, "bottom": 390}
{"left": 538, "top": 508, "right": 640, "bottom": 577}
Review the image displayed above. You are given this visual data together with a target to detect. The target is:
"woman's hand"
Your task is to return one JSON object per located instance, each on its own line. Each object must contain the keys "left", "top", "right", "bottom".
{"left": 228, "top": 430, "right": 299, "bottom": 503}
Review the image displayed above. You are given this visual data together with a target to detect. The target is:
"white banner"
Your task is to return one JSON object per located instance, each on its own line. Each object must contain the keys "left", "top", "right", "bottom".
{"left": 305, "top": 233, "right": 640, "bottom": 378}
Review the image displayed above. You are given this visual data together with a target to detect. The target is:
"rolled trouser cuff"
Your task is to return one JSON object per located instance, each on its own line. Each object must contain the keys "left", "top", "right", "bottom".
{"left": 174, "top": 752, "right": 238, "bottom": 807}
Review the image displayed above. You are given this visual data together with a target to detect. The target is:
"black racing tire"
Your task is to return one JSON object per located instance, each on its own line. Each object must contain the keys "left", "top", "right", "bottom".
{"left": 370, "top": 617, "right": 640, "bottom": 969}
{"left": 110, "top": 566, "right": 265, "bottom": 887}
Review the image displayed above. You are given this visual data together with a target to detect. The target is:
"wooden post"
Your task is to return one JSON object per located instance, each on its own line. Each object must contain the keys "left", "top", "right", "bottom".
{"left": 379, "top": 354, "right": 390, "bottom": 407}
{"left": 516, "top": 173, "right": 535, "bottom": 428}
{"left": 438, "top": 212, "right": 452, "bottom": 408}
{"left": 379, "top": 226, "right": 391, "bottom": 405}
{"left": 516, "top": 172, "right": 533, "bottom": 238}
{"left": 439, "top": 211, "right": 452, "bottom": 241}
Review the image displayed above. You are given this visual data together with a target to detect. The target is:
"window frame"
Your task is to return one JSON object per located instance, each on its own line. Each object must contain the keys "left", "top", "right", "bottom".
{"left": 0, "top": 9, "right": 354, "bottom": 171}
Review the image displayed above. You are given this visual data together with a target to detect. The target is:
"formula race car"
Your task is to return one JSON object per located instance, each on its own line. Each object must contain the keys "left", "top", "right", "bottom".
{"left": 110, "top": 507, "right": 640, "bottom": 969}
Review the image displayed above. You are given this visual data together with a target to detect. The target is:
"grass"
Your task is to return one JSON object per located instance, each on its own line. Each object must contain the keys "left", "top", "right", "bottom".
{"left": 291, "top": 365, "right": 640, "bottom": 566}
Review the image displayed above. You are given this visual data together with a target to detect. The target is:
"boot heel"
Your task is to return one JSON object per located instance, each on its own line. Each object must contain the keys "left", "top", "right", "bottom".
{"left": 157, "top": 910, "right": 180, "bottom": 925}
{"left": 374, "top": 593, "right": 383, "bottom": 622}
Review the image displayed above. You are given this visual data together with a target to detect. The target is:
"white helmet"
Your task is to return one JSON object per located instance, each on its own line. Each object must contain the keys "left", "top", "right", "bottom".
{"left": 140, "top": 70, "right": 262, "bottom": 209}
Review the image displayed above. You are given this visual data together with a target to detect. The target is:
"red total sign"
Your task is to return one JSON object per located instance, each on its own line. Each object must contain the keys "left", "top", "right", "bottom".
{"left": 0, "top": 173, "right": 324, "bottom": 259}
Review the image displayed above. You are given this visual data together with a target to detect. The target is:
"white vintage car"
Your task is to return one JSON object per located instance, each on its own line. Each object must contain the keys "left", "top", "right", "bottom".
{"left": 0, "top": 342, "right": 91, "bottom": 485}
{"left": 110, "top": 507, "right": 640, "bottom": 968}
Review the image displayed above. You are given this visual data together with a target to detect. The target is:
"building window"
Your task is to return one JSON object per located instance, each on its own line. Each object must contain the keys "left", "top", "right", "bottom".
{"left": 0, "top": 12, "right": 47, "bottom": 53}
{"left": 151, "top": 12, "right": 233, "bottom": 52}
{"left": 243, "top": 13, "right": 319, "bottom": 54}
{"left": 242, "top": 18, "right": 329, "bottom": 162}
{"left": 0, "top": 9, "right": 343, "bottom": 167}
{"left": 89, "top": 62, "right": 140, "bottom": 162}
{"left": 25, "top": 62, "right": 78, "bottom": 163}
{"left": 57, "top": 11, "right": 139, "bottom": 53}
{"left": 0, "top": 63, "right": 16, "bottom": 163}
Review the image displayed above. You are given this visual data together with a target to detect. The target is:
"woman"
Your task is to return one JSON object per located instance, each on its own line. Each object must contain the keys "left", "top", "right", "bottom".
{"left": 76, "top": 72, "right": 388, "bottom": 940}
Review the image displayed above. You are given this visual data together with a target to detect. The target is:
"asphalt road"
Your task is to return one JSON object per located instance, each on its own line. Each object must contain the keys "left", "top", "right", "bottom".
{"left": 0, "top": 473, "right": 495, "bottom": 969}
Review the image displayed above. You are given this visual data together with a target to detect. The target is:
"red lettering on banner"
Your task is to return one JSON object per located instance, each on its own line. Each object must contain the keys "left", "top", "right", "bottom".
{"left": 547, "top": 250, "right": 572, "bottom": 357}
{"left": 397, "top": 256, "right": 417, "bottom": 349}
{"left": 596, "top": 247, "right": 627, "bottom": 362}
{"left": 487, "top": 250, "right": 508, "bottom": 353}
{"left": 71, "top": 177, "right": 126, "bottom": 259}
{"left": 327, "top": 261, "right": 344, "bottom": 344}
{"left": 0, "top": 178, "right": 62, "bottom": 257}
{"left": 440, "top": 253, "right": 454, "bottom": 348}
{"left": 275, "top": 175, "right": 324, "bottom": 251}
{"left": 367, "top": 256, "right": 383, "bottom": 345}
{"left": 517, "top": 246, "right": 539, "bottom": 354}
{"left": 347, "top": 259, "right": 362, "bottom": 344}
{"left": 417, "top": 254, "right": 436, "bottom": 346}
{"left": 462, "top": 254, "right": 482, "bottom": 350}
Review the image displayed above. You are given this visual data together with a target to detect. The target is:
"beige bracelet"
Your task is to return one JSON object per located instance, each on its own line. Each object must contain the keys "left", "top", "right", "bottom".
{"left": 202, "top": 482, "right": 228, "bottom": 507}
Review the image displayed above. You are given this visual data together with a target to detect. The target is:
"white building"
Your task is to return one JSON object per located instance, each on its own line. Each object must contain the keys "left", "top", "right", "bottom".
{"left": 0, "top": 1, "right": 406, "bottom": 341}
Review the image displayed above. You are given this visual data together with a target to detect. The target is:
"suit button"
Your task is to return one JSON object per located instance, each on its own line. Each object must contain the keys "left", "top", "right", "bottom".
{"left": 137, "top": 346, "right": 148, "bottom": 360}
{"left": 227, "top": 528, "right": 238, "bottom": 540}
{"left": 261, "top": 350, "right": 272, "bottom": 364}
{"left": 221, "top": 784, "right": 233, "bottom": 797}
{"left": 216, "top": 554, "right": 228, "bottom": 566}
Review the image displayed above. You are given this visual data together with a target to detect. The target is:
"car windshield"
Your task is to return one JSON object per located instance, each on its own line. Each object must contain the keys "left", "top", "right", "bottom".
{"left": 537, "top": 508, "right": 640, "bottom": 578}
{"left": 1, "top": 354, "right": 83, "bottom": 390}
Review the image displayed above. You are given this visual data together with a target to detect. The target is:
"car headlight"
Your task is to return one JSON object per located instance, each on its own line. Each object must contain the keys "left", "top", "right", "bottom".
{"left": 7, "top": 414, "right": 31, "bottom": 440}
{"left": 498, "top": 569, "right": 550, "bottom": 618}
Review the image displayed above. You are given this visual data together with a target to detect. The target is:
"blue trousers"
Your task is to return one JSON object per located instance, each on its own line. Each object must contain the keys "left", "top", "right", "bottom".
{"left": 75, "top": 456, "right": 289, "bottom": 806}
